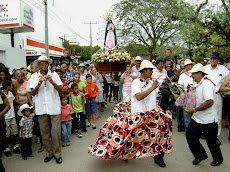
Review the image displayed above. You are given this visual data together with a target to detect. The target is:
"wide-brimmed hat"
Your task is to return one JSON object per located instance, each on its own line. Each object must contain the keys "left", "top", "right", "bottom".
{"left": 135, "top": 56, "right": 142, "bottom": 61}
{"left": 188, "top": 63, "right": 207, "bottom": 75}
{"left": 209, "top": 52, "right": 221, "bottom": 59}
{"left": 139, "top": 60, "right": 154, "bottom": 71}
{"left": 184, "top": 59, "right": 193, "bottom": 66}
{"left": 78, "top": 63, "right": 85, "bottom": 67}
{"left": 33, "top": 56, "right": 53, "bottom": 66}
{"left": 18, "top": 104, "right": 33, "bottom": 116}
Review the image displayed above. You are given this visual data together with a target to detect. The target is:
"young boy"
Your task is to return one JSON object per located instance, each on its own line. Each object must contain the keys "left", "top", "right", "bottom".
{"left": 56, "top": 69, "right": 69, "bottom": 94}
{"left": 70, "top": 83, "right": 85, "bottom": 138}
{"left": 18, "top": 104, "right": 34, "bottom": 160}
{"left": 85, "top": 74, "right": 99, "bottom": 129}
{"left": 2, "top": 80, "right": 20, "bottom": 157}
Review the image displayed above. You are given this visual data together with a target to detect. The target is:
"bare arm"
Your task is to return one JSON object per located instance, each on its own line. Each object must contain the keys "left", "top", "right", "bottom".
{"left": 119, "top": 73, "right": 126, "bottom": 83}
{"left": 220, "top": 74, "right": 230, "bottom": 92}
{"left": 82, "top": 96, "right": 85, "bottom": 114}
{"left": 20, "top": 126, "right": 25, "bottom": 139}
{"left": 0, "top": 97, "right": 10, "bottom": 117}
{"left": 83, "top": 87, "right": 89, "bottom": 96}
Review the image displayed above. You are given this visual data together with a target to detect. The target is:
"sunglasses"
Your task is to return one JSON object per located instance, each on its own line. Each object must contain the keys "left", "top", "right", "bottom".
{"left": 79, "top": 66, "right": 85, "bottom": 68}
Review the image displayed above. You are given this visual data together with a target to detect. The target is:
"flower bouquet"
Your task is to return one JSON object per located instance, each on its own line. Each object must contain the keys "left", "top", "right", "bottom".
{"left": 92, "top": 50, "right": 131, "bottom": 72}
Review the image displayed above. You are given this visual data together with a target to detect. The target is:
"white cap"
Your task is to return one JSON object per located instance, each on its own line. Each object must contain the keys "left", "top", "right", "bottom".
{"left": 139, "top": 60, "right": 154, "bottom": 71}
{"left": 135, "top": 56, "right": 142, "bottom": 61}
{"left": 78, "top": 63, "right": 85, "bottom": 67}
{"left": 184, "top": 59, "right": 193, "bottom": 66}
{"left": 18, "top": 104, "right": 33, "bottom": 116}
{"left": 188, "top": 63, "right": 207, "bottom": 75}
{"left": 33, "top": 56, "right": 53, "bottom": 66}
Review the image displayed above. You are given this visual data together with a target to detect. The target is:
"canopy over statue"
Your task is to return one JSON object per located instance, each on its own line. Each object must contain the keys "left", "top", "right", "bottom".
{"left": 104, "top": 20, "right": 117, "bottom": 50}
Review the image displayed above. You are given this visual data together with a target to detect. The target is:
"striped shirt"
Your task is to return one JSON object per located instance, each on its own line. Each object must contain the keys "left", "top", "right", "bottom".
{"left": 151, "top": 68, "right": 168, "bottom": 85}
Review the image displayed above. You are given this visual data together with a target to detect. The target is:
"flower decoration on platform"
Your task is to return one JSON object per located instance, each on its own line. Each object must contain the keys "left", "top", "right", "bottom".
{"left": 92, "top": 50, "right": 131, "bottom": 64}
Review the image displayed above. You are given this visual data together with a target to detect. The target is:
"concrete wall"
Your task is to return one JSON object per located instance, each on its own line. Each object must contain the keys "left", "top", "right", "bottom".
{"left": 0, "top": 46, "right": 26, "bottom": 70}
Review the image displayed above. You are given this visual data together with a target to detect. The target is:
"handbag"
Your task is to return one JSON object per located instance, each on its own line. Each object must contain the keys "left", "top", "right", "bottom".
{"left": 176, "top": 84, "right": 196, "bottom": 108}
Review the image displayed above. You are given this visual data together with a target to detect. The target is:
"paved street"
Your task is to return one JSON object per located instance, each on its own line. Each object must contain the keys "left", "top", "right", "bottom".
{"left": 2, "top": 102, "right": 230, "bottom": 172}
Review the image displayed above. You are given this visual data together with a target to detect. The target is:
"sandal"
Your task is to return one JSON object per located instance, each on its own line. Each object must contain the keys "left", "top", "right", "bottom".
{"left": 225, "top": 124, "right": 230, "bottom": 129}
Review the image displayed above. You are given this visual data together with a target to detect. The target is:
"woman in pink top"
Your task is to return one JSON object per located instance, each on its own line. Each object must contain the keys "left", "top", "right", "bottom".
{"left": 120, "top": 65, "right": 137, "bottom": 102}
{"left": 60, "top": 94, "right": 74, "bottom": 147}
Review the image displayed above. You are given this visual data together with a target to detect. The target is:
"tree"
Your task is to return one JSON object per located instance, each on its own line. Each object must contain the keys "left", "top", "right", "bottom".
{"left": 113, "top": 0, "right": 190, "bottom": 61}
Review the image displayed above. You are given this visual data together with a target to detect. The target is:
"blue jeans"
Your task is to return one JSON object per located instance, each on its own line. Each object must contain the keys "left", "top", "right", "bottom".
{"left": 0, "top": 157, "right": 5, "bottom": 172}
{"left": 183, "top": 109, "right": 191, "bottom": 132}
{"left": 176, "top": 106, "right": 183, "bottom": 129}
{"left": 61, "top": 120, "right": 72, "bottom": 144}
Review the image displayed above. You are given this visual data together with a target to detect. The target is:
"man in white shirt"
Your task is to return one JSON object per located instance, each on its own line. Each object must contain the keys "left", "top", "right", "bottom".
{"left": 30, "top": 56, "right": 63, "bottom": 164}
{"left": 204, "top": 52, "right": 229, "bottom": 141}
{"left": 131, "top": 60, "right": 167, "bottom": 168}
{"left": 132, "top": 56, "right": 142, "bottom": 77}
{"left": 184, "top": 63, "right": 223, "bottom": 167}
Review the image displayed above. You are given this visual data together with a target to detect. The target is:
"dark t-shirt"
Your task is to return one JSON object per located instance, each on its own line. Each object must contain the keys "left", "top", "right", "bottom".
{"left": 164, "top": 56, "right": 176, "bottom": 63}
{"left": 59, "top": 56, "right": 72, "bottom": 64}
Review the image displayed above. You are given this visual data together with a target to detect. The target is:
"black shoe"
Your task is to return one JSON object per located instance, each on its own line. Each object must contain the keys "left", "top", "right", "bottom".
{"left": 178, "top": 128, "right": 182, "bottom": 132}
{"left": 13, "top": 147, "right": 21, "bottom": 154}
{"left": 55, "top": 157, "right": 62, "bottom": 164}
{"left": 192, "top": 156, "right": 207, "bottom": 165}
{"left": 82, "top": 129, "right": 88, "bottom": 132}
{"left": 210, "top": 160, "right": 223, "bottom": 166}
{"left": 5, "top": 151, "right": 12, "bottom": 157}
{"left": 44, "top": 156, "right": 53, "bottom": 163}
{"left": 155, "top": 161, "right": 166, "bottom": 168}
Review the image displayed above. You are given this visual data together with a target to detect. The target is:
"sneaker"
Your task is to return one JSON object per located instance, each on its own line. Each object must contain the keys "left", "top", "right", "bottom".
{"left": 86, "top": 123, "right": 91, "bottom": 127}
{"left": 92, "top": 124, "right": 96, "bottom": 129}
{"left": 36, "top": 137, "right": 41, "bottom": 144}
{"left": 77, "top": 132, "right": 83, "bottom": 138}
{"left": 5, "top": 149, "right": 12, "bottom": 157}
{"left": 13, "top": 146, "right": 21, "bottom": 154}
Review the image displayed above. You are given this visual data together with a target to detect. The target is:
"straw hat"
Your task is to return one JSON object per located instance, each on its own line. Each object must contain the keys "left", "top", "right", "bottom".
{"left": 135, "top": 56, "right": 142, "bottom": 61}
{"left": 18, "top": 104, "right": 33, "bottom": 116}
{"left": 33, "top": 56, "right": 53, "bottom": 66}
{"left": 184, "top": 59, "right": 193, "bottom": 66}
{"left": 139, "top": 60, "right": 154, "bottom": 71}
{"left": 78, "top": 63, "right": 85, "bottom": 67}
{"left": 188, "top": 63, "right": 207, "bottom": 75}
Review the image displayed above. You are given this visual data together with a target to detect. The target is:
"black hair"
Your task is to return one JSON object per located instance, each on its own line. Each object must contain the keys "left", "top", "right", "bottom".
{"left": 166, "top": 48, "right": 171, "bottom": 51}
{"left": 86, "top": 74, "right": 92, "bottom": 79}
{"left": 55, "top": 69, "right": 62, "bottom": 73}
{"left": 156, "top": 59, "right": 164, "bottom": 65}
{"left": 63, "top": 48, "right": 69, "bottom": 53}
{"left": 71, "top": 83, "right": 78, "bottom": 90}
{"left": 21, "top": 108, "right": 33, "bottom": 115}
{"left": 60, "top": 94, "right": 66, "bottom": 101}
{"left": 0, "top": 66, "right": 12, "bottom": 81}
{"left": 74, "top": 72, "right": 80, "bottom": 76}
{"left": 2, "top": 80, "right": 12, "bottom": 90}
{"left": 60, "top": 62, "right": 67, "bottom": 67}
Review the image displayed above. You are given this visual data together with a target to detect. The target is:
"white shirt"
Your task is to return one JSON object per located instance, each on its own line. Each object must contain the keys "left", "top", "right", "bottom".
{"left": 192, "top": 78, "right": 218, "bottom": 124}
{"left": 4, "top": 91, "right": 15, "bottom": 119}
{"left": 204, "top": 64, "right": 229, "bottom": 92}
{"left": 178, "top": 72, "right": 197, "bottom": 91}
{"left": 105, "top": 73, "right": 112, "bottom": 83}
{"left": 30, "top": 70, "right": 63, "bottom": 115}
{"left": 132, "top": 66, "right": 141, "bottom": 77}
{"left": 131, "top": 78, "right": 156, "bottom": 113}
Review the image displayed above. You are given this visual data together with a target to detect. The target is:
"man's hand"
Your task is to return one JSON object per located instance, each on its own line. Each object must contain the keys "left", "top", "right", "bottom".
{"left": 184, "top": 107, "right": 194, "bottom": 115}
{"left": 152, "top": 80, "right": 159, "bottom": 89}
{"left": 45, "top": 75, "right": 53, "bottom": 84}
{"left": 38, "top": 77, "right": 45, "bottom": 85}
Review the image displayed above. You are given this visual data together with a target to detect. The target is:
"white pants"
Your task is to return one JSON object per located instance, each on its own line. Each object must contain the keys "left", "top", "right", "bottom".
{"left": 216, "top": 93, "right": 223, "bottom": 137}
{"left": 122, "top": 91, "right": 131, "bottom": 102}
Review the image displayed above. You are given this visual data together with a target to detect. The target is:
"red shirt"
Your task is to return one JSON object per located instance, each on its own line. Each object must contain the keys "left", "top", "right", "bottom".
{"left": 61, "top": 104, "right": 73, "bottom": 122}
{"left": 85, "top": 83, "right": 99, "bottom": 99}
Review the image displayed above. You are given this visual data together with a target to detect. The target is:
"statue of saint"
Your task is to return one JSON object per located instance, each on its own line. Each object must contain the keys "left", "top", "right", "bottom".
{"left": 104, "top": 20, "right": 117, "bottom": 50}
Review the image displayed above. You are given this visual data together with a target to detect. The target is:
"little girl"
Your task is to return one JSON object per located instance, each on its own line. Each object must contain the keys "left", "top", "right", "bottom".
{"left": 70, "top": 83, "right": 85, "bottom": 138}
{"left": 60, "top": 94, "right": 74, "bottom": 147}
{"left": 18, "top": 104, "right": 34, "bottom": 160}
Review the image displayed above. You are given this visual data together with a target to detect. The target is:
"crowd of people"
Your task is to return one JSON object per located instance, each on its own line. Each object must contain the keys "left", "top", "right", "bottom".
{"left": 0, "top": 48, "right": 230, "bottom": 171}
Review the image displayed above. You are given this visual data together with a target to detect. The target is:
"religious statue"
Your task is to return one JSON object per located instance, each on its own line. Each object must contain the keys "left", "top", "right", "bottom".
{"left": 104, "top": 20, "right": 117, "bottom": 50}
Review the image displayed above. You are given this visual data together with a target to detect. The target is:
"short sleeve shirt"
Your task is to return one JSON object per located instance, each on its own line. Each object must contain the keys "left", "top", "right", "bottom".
{"left": 71, "top": 94, "right": 83, "bottom": 113}
{"left": 132, "top": 66, "right": 141, "bottom": 77}
{"left": 29, "top": 70, "right": 63, "bottom": 115}
{"left": 151, "top": 68, "right": 168, "bottom": 86}
{"left": 68, "top": 81, "right": 86, "bottom": 92}
{"left": 192, "top": 78, "right": 218, "bottom": 124}
{"left": 19, "top": 113, "right": 34, "bottom": 138}
{"left": 4, "top": 91, "right": 15, "bottom": 119}
{"left": 85, "top": 83, "right": 99, "bottom": 99}
{"left": 61, "top": 104, "right": 73, "bottom": 122}
{"left": 131, "top": 78, "right": 156, "bottom": 113}
{"left": 121, "top": 72, "right": 137, "bottom": 92}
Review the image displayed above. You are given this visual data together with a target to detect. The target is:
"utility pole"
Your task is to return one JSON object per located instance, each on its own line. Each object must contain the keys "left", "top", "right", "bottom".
{"left": 84, "top": 22, "right": 97, "bottom": 59}
{"left": 44, "top": 0, "right": 49, "bottom": 57}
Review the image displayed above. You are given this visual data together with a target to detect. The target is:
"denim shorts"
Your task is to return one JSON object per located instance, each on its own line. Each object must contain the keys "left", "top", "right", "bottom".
{"left": 86, "top": 97, "right": 98, "bottom": 115}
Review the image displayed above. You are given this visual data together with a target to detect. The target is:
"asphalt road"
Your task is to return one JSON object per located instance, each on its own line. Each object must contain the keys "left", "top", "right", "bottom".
{"left": 2, "top": 102, "right": 230, "bottom": 172}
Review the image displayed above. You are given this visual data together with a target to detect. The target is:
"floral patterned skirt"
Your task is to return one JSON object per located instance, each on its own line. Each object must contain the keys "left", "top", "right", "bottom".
{"left": 88, "top": 102, "right": 173, "bottom": 160}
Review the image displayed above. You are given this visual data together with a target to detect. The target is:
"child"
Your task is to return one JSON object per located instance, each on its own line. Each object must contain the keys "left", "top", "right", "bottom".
{"left": 60, "top": 94, "right": 74, "bottom": 146}
{"left": 18, "top": 104, "right": 34, "bottom": 160}
{"left": 56, "top": 69, "right": 69, "bottom": 94}
{"left": 2, "top": 80, "right": 20, "bottom": 157}
{"left": 85, "top": 74, "right": 99, "bottom": 129}
{"left": 70, "top": 83, "right": 85, "bottom": 138}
